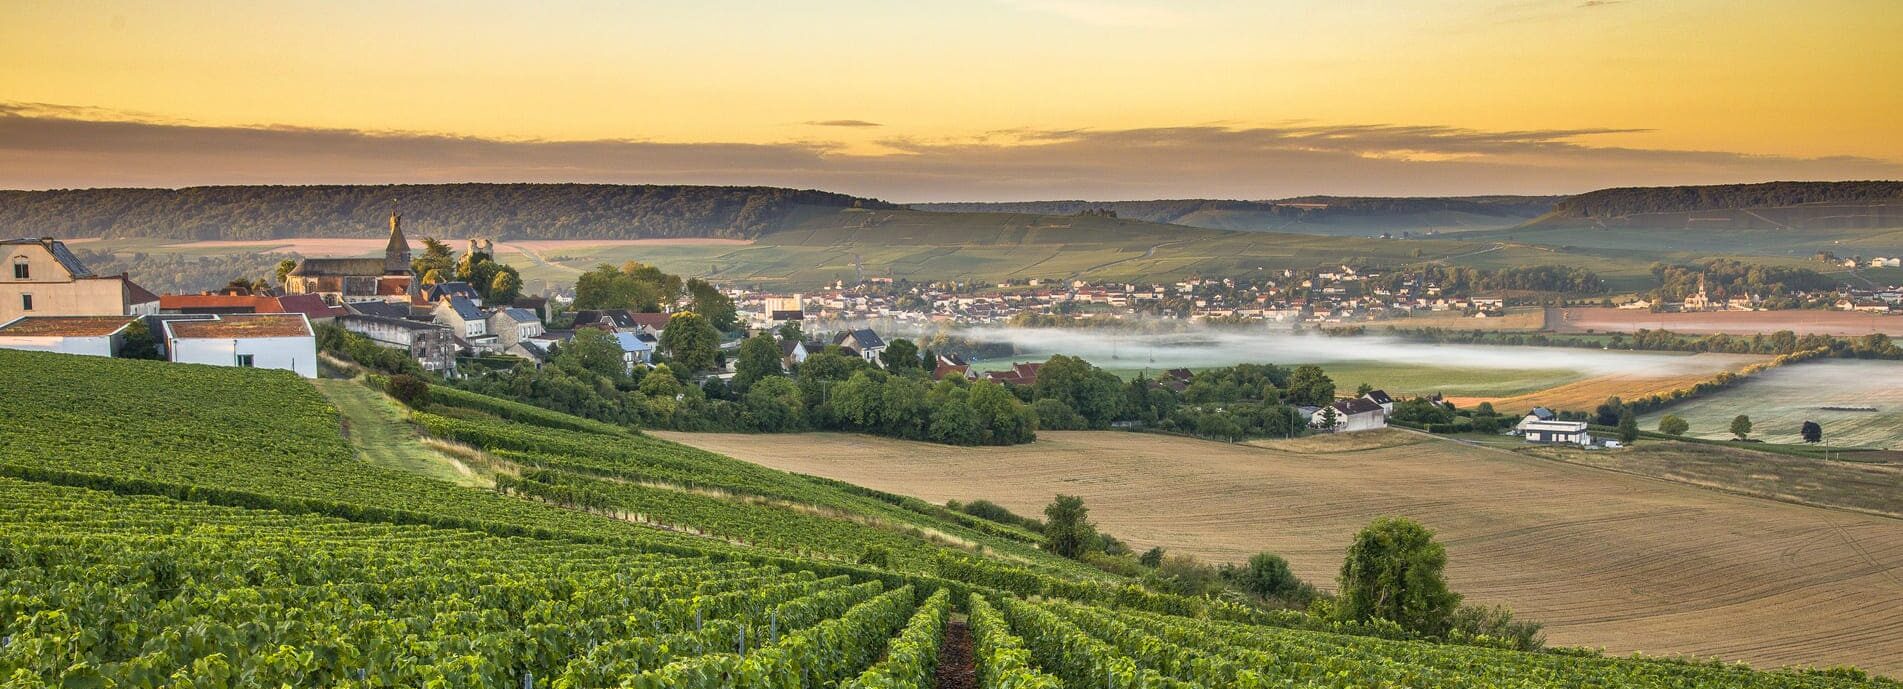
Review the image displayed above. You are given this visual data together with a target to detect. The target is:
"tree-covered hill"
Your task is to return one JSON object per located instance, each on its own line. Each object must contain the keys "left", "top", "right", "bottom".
{"left": 0, "top": 183, "right": 898, "bottom": 240}
{"left": 1527, "top": 181, "right": 1903, "bottom": 226}
{"left": 913, "top": 196, "right": 1560, "bottom": 234}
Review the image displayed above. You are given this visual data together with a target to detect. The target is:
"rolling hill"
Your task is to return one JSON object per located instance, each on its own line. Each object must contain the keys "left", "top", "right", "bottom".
{"left": 4, "top": 348, "right": 1899, "bottom": 685}
{"left": 914, "top": 196, "right": 1560, "bottom": 235}
{"left": 1520, "top": 181, "right": 1903, "bottom": 230}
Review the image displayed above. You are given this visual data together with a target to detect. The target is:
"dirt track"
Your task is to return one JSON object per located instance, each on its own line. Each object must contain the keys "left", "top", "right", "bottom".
{"left": 657, "top": 429, "right": 1903, "bottom": 674}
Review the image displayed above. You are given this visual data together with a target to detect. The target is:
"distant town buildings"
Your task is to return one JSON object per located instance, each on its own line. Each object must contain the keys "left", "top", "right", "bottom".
{"left": 282, "top": 212, "right": 417, "bottom": 303}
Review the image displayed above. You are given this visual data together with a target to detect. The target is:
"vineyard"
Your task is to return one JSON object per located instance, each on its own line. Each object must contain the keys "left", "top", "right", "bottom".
{"left": 2, "top": 348, "right": 1899, "bottom": 686}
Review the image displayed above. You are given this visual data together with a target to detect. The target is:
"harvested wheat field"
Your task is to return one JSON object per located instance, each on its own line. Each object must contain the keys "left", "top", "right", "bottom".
{"left": 657, "top": 428, "right": 1903, "bottom": 674}
{"left": 1445, "top": 352, "right": 1767, "bottom": 411}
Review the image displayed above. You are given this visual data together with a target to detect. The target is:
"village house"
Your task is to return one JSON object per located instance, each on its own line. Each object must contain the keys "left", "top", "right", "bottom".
{"left": 612, "top": 331, "right": 656, "bottom": 373}
{"left": 1517, "top": 418, "right": 1593, "bottom": 445}
{"left": 2, "top": 237, "right": 154, "bottom": 322}
{"left": 283, "top": 212, "right": 416, "bottom": 303}
{"left": 163, "top": 313, "right": 318, "bottom": 378}
{"left": 336, "top": 313, "right": 458, "bottom": 373}
{"left": 834, "top": 328, "right": 888, "bottom": 365}
{"left": 421, "top": 281, "right": 483, "bottom": 307}
{"left": 487, "top": 307, "right": 545, "bottom": 349}
{"left": 1361, "top": 389, "right": 1395, "bottom": 415}
{"left": 1321, "top": 397, "right": 1388, "bottom": 432}
{"left": 0, "top": 315, "right": 137, "bottom": 357}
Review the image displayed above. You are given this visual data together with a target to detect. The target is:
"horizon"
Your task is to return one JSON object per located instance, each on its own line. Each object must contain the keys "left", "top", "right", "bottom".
{"left": 3, "top": 2, "right": 1901, "bottom": 199}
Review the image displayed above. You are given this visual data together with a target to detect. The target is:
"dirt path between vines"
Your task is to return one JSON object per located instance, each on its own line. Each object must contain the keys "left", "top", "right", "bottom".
{"left": 935, "top": 617, "right": 976, "bottom": 689}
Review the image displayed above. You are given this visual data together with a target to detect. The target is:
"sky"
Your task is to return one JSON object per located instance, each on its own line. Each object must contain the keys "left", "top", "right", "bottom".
{"left": 2, "top": 0, "right": 1900, "bottom": 200}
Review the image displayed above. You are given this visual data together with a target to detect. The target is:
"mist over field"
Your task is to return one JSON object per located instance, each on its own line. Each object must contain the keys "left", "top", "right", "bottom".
{"left": 935, "top": 326, "right": 1707, "bottom": 374}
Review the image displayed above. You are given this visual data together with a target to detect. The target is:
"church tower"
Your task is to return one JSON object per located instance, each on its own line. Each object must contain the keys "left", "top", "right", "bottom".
{"left": 384, "top": 211, "right": 412, "bottom": 275}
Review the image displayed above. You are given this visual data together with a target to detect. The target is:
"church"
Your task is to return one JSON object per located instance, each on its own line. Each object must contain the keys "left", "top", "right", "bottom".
{"left": 284, "top": 212, "right": 417, "bottom": 303}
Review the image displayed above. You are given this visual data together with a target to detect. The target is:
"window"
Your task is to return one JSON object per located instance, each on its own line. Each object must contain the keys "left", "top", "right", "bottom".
{"left": 19, "top": 294, "right": 31, "bottom": 311}
{"left": 11, "top": 260, "right": 26, "bottom": 279}
{"left": 235, "top": 354, "right": 256, "bottom": 368}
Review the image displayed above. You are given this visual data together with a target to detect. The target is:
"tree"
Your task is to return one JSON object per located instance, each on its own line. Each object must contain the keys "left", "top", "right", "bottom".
{"left": 1800, "top": 420, "right": 1823, "bottom": 444}
{"left": 1032, "top": 398, "right": 1086, "bottom": 430}
{"left": 731, "top": 334, "right": 783, "bottom": 392}
{"left": 1355, "top": 383, "right": 1374, "bottom": 396}
{"left": 776, "top": 321, "right": 804, "bottom": 342}
{"left": 1316, "top": 404, "right": 1338, "bottom": 430}
{"left": 1235, "top": 552, "right": 1312, "bottom": 604}
{"left": 659, "top": 311, "right": 719, "bottom": 373}
{"left": 1729, "top": 414, "right": 1753, "bottom": 441}
{"left": 488, "top": 268, "right": 523, "bottom": 305}
{"left": 686, "top": 278, "right": 737, "bottom": 332}
{"left": 1032, "top": 355, "right": 1125, "bottom": 428}
{"left": 412, "top": 237, "right": 454, "bottom": 279}
{"left": 1285, "top": 365, "right": 1336, "bottom": 407}
{"left": 274, "top": 258, "right": 298, "bottom": 285}
{"left": 1138, "top": 547, "right": 1165, "bottom": 568}
{"left": 1658, "top": 414, "right": 1689, "bottom": 436}
{"left": 1616, "top": 410, "right": 1638, "bottom": 445}
{"left": 743, "top": 376, "right": 804, "bottom": 432}
{"left": 558, "top": 328, "right": 627, "bottom": 380}
{"left": 573, "top": 263, "right": 668, "bottom": 312}
{"left": 116, "top": 320, "right": 161, "bottom": 360}
{"left": 879, "top": 338, "right": 922, "bottom": 371}
{"left": 1593, "top": 396, "right": 1626, "bottom": 427}
{"left": 1043, "top": 494, "right": 1098, "bottom": 559}
{"left": 928, "top": 398, "right": 983, "bottom": 445}
{"left": 1337, "top": 517, "right": 1461, "bottom": 634}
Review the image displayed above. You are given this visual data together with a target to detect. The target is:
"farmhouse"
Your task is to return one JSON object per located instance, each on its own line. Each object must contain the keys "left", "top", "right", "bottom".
{"left": 1362, "top": 389, "right": 1395, "bottom": 414}
{"left": 2, "top": 237, "right": 153, "bottom": 322}
{"left": 336, "top": 313, "right": 458, "bottom": 373}
{"left": 283, "top": 212, "right": 416, "bottom": 303}
{"left": 163, "top": 313, "right": 318, "bottom": 378}
{"left": 1324, "top": 397, "right": 1388, "bottom": 432}
{"left": 487, "top": 307, "right": 545, "bottom": 349}
{"left": 0, "top": 315, "right": 136, "bottom": 357}
{"left": 1519, "top": 419, "right": 1593, "bottom": 445}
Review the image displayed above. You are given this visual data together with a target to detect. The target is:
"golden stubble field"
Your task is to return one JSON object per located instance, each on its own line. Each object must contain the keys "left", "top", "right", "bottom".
{"left": 656, "top": 429, "right": 1903, "bottom": 674}
{"left": 1445, "top": 352, "right": 1768, "bottom": 411}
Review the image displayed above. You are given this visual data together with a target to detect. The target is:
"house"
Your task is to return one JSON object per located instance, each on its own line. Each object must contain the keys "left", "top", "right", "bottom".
{"left": 834, "top": 329, "right": 887, "bottom": 364}
{"left": 612, "top": 332, "right": 655, "bottom": 373}
{"left": 779, "top": 338, "right": 814, "bottom": 367}
{"left": 932, "top": 362, "right": 971, "bottom": 381}
{"left": 1527, "top": 406, "right": 1556, "bottom": 422}
{"left": 573, "top": 309, "right": 672, "bottom": 335}
{"left": 1323, "top": 397, "right": 1388, "bottom": 432}
{"left": 0, "top": 315, "right": 136, "bottom": 357}
{"left": 1519, "top": 419, "right": 1592, "bottom": 445}
{"left": 1362, "top": 389, "right": 1395, "bottom": 414}
{"left": 433, "top": 296, "right": 488, "bottom": 339}
{"left": 283, "top": 212, "right": 416, "bottom": 303}
{"left": 2, "top": 237, "right": 149, "bottom": 322}
{"left": 160, "top": 293, "right": 346, "bottom": 323}
{"left": 421, "top": 281, "right": 482, "bottom": 307}
{"left": 507, "top": 339, "right": 551, "bottom": 365}
{"left": 336, "top": 313, "right": 459, "bottom": 372}
{"left": 345, "top": 299, "right": 421, "bottom": 320}
{"left": 163, "top": 313, "right": 318, "bottom": 378}
{"left": 487, "top": 307, "right": 545, "bottom": 349}
{"left": 985, "top": 362, "right": 1043, "bottom": 386}
{"left": 127, "top": 282, "right": 160, "bottom": 316}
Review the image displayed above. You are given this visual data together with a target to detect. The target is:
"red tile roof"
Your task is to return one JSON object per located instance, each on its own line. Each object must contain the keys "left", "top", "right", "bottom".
{"left": 165, "top": 314, "right": 312, "bottom": 339}
{"left": 126, "top": 280, "right": 160, "bottom": 305}
{"left": 271, "top": 294, "right": 347, "bottom": 319}
{"left": 0, "top": 316, "right": 137, "bottom": 337}
{"left": 160, "top": 294, "right": 276, "bottom": 311}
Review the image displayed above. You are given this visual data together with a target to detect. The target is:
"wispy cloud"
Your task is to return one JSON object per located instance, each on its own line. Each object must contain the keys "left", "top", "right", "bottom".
{"left": 804, "top": 119, "right": 883, "bottom": 128}
{"left": 1, "top": 103, "right": 1896, "bottom": 201}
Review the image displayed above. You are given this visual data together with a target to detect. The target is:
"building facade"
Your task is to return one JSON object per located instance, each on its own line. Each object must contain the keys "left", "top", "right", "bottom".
{"left": 337, "top": 313, "right": 459, "bottom": 372}
{"left": 283, "top": 213, "right": 417, "bottom": 303}
{"left": 2, "top": 237, "right": 142, "bottom": 322}
{"left": 163, "top": 313, "right": 318, "bottom": 378}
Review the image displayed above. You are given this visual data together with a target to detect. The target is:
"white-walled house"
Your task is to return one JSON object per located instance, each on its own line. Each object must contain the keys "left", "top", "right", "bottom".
{"left": 613, "top": 332, "right": 655, "bottom": 373}
{"left": 0, "top": 315, "right": 135, "bottom": 357}
{"left": 488, "top": 307, "right": 545, "bottom": 348}
{"left": 1321, "top": 397, "right": 1388, "bottom": 432}
{"left": 163, "top": 313, "right": 317, "bottom": 378}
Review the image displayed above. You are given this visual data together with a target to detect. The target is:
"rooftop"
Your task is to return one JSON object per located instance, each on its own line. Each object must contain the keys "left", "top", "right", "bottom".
{"left": 165, "top": 313, "right": 312, "bottom": 339}
{"left": 0, "top": 315, "right": 137, "bottom": 337}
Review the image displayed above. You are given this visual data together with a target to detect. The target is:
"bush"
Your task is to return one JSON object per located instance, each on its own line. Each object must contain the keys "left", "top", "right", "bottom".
{"left": 1031, "top": 398, "right": 1087, "bottom": 430}
{"left": 1447, "top": 603, "right": 1545, "bottom": 651}
{"left": 386, "top": 374, "right": 430, "bottom": 407}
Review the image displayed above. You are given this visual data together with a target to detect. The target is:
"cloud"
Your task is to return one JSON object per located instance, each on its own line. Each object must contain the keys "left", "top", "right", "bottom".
{"left": 1579, "top": 0, "right": 1623, "bottom": 7}
{"left": 2, "top": 103, "right": 1897, "bottom": 201}
{"left": 804, "top": 120, "right": 883, "bottom": 128}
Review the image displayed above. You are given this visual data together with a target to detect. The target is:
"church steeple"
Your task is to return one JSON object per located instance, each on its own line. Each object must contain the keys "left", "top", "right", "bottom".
{"left": 384, "top": 209, "right": 411, "bottom": 274}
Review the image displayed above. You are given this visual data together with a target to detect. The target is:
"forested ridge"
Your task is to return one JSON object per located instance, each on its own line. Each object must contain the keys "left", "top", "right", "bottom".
{"left": 915, "top": 196, "right": 1558, "bottom": 226}
{"left": 0, "top": 183, "right": 896, "bottom": 240}
{"left": 1535, "top": 181, "right": 1903, "bottom": 221}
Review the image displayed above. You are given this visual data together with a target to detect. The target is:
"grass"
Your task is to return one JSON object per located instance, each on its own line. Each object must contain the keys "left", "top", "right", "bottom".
{"left": 657, "top": 428, "right": 1903, "bottom": 674}
{"left": 1636, "top": 359, "right": 1903, "bottom": 449}
{"left": 311, "top": 378, "right": 487, "bottom": 488}
{"left": 1519, "top": 439, "right": 1903, "bottom": 519}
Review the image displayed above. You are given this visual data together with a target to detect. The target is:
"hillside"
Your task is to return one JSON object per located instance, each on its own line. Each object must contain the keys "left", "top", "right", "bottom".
{"left": 0, "top": 183, "right": 898, "bottom": 241}
{"left": 1524, "top": 181, "right": 1903, "bottom": 229}
{"left": 5, "top": 349, "right": 1899, "bottom": 686}
{"left": 914, "top": 196, "right": 1559, "bottom": 235}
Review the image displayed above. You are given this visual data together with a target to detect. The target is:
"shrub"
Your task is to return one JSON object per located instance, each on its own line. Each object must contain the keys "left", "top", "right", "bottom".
{"left": 386, "top": 374, "right": 430, "bottom": 407}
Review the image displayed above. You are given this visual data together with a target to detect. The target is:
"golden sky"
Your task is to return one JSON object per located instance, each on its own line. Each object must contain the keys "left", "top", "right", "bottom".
{"left": 2, "top": 1, "right": 1900, "bottom": 199}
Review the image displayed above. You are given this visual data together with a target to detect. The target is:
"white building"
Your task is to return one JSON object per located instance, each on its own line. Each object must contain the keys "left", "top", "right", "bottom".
{"left": 163, "top": 313, "right": 317, "bottom": 378}
{"left": 1320, "top": 397, "right": 1388, "bottom": 432}
{"left": 1518, "top": 419, "right": 1592, "bottom": 445}
{"left": 0, "top": 315, "right": 135, "bottom": 357}
{"left": 613, "top": 332, "right": 656, "bottom": 373}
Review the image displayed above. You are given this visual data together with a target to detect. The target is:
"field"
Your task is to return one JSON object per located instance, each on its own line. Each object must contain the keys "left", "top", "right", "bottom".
{"left": 1636, "top": 359, "right": 1903, "bottom": 448}
{"left": 1445, "top": 352, "right": 1768, "bottom": 412}
{"left": 1554, "top": 307, "right": 1903, "bottom": 337}
{"left": 1518, "top": 440, "right": 1903, "bottom": 519}
{"left": 658, "top": 428, "right": 1903, "bottom": 673}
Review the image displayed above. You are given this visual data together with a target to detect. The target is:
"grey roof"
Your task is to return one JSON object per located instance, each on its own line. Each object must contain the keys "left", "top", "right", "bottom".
{"left": 1364, "top": 389, "right": 1394, "bottom": 405}
{"left": 444, "top": 295, "right": 483, "bottom": 321}
{"left": 1333, "top": 397, "right": 1384, "bottom": 414}
{"left": 496, "top": 307, "right": 539, "bottom": 323}
{"left": 4, "top": 238, "right": 94, "bottom": 277}
{"left": 346, "top": 300, "right": 417, "bottom": 319}
{"left": 290, "top": 257, "right": 389, "bottom": 277}
{"left": 424, "top": 281, "right": 481, "bottom": 301}
{"left": 340, "top": 313, "right": 450, "bottom": 332}
{"left": 573, "top": 309, "right": 638, "bottom": 329}
{"left": 835, "top": 328, "right": 885, "bottom": 349}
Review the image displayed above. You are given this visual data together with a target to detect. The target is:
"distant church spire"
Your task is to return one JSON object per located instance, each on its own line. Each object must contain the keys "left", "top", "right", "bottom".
{"left": 384, "top": 208, "right": 412, "bottom": 274}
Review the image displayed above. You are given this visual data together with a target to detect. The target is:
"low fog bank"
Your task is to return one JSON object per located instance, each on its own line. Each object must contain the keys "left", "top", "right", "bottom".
{"left": 958, "top": 327, "right": 1708, "bottom": 373}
